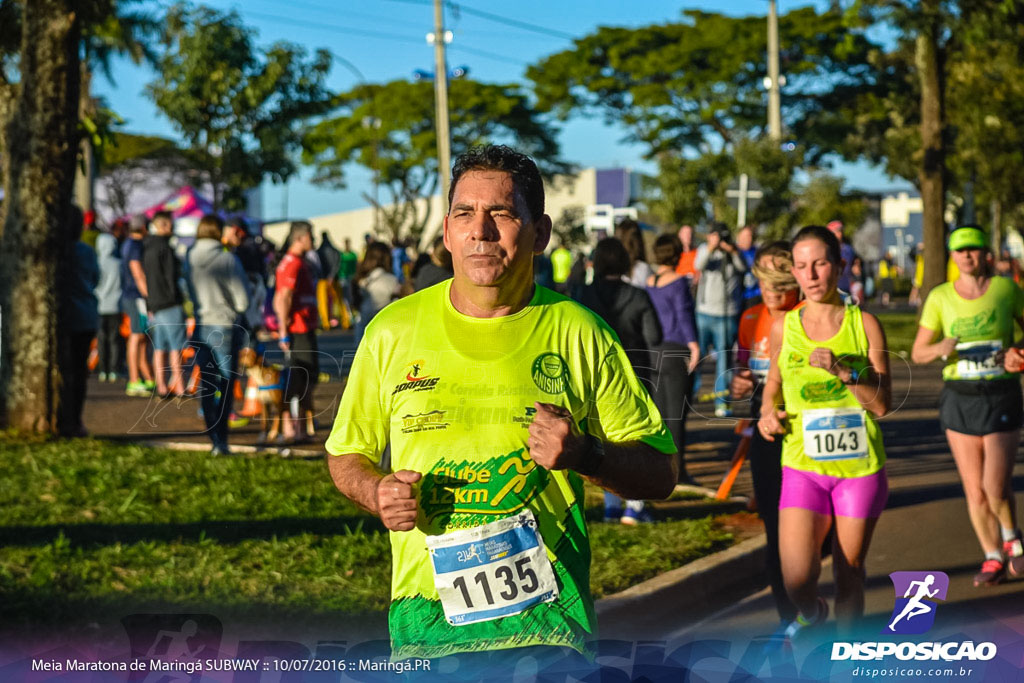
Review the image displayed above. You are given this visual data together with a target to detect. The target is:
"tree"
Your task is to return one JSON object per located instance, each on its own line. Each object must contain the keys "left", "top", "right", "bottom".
{"left": 147, "top": 4, "right": 331, "bottom": 211}
{"left": 527, "top": 8, "right": 880, "bottom": 162}
{"left": 0, "top": 1, "right": 160, "bottom": 212}
{"left": 75, "top": 1, "right": 161, "bottom": 212}
{"left": 793, "top": 172, "right": 868, "bottom": 229}
{"left": 727, "top": 138, "right": 804, "bottom": 240}
{"left": 945, "top": 8, "right": 1024, "bottom": 244}
{"left": 0, "top": 0, "right": 83, "bottom": 431}
{"left": 641, "top": 139, "right": 801, "bottom": 237}
{"left": 302, "top": 78, "right": 571, "bottom": 240}
{"left": 642, "top": 152, "right": 732, "bottom": 228}
{"left": 528, "top": 7, "right": 872, "bottom": 236}
{"left": 850, "top": 0, "right": 1022, "bottom": 299}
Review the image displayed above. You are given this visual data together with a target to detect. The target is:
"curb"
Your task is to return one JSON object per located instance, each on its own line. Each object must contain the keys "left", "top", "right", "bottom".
{"left": 139, "top": 439, "right": 324, "bottom": 459}
{"left": 596, "top": 534, "right": 767, "bottom": 627}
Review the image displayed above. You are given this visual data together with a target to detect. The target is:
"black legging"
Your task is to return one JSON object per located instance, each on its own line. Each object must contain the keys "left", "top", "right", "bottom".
{"left": 97, "top": 313, "right": 124, "bottom": 375}
{"left": 57, "top": 330, "right": 96, "bottom": 436}
{"left": 652, "top": 342, "right": 693, "bottom": 481}
{"left": 748, "top": 394, "right": 798, "bottom": 622}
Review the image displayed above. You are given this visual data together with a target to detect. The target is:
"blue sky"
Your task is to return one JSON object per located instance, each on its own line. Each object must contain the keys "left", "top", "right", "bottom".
{"left": 94, "top": 0, "right": 911, "bottom": 220}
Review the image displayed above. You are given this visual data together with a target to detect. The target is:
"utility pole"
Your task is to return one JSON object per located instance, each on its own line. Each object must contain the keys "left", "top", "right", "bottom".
{"left": 432, "top": 0, "right": 452, "bottom": 214}
{"left": 767, "top": 0, "right": 782, "bottom": 140}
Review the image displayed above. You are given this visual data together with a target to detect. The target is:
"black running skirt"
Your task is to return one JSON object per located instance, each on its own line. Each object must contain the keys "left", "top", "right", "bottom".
{"left": 939, "top": 378, "right": 1023, "bottom": 436}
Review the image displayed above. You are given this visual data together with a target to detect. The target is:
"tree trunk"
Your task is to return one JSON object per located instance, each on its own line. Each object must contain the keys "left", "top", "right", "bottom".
{"left": 916, "top": 10, "right": 946, "bottom": 302}
{"left": 73, "top": 66, "right": 96, "bottom": 213}
{"left": 991, "top": 198, "right": 1002, "bottom": 253}
{"left": 0, "top": 0, "right": 82, "bottom": 432}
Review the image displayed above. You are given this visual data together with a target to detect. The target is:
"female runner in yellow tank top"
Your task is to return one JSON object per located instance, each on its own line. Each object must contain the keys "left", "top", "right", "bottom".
{"left": 760, "top": 225, "right": 892, "bottom": 637}
{"left": 912, "top": 226, "right": 1024, "bottom": 586}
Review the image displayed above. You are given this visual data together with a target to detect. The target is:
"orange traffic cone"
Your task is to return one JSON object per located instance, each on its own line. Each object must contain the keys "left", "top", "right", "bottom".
{"left": 181, "top": 319, "right": 197, "bottom": 362}
{"left": 87, "top": 337, "right": 99, "bottom": 372}
{"left": 239, "top": 376, "right": 263, "bottom": 417}
{"left": 186, "top": 364, "right": 201, "bottom": 394}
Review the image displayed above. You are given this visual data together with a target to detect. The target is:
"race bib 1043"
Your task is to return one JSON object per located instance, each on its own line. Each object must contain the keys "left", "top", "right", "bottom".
{"left": 425, "top": 510, "right": 558, "bottom": 626}
{"left": 955, "top": 340, "right": 1003, "bottom": 379}
{"left": 802, "top": 407, "right": 868, "bottom": 461}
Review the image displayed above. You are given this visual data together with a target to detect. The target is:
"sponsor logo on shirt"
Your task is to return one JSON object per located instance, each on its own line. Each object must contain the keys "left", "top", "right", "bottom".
{"left": 512, "top": 406, "right": 537, "bottom": 428}
{"left": 393, "top": 360, "right": 441, "bottom": 395}
{"left": 950, "top": 309, "right": 997, "bottom": 339}
{"left": 531, "top": 353, "right": 569, "bottom": 394}
{"left": 400, "top": 410, "right": 450, "bottom": 434}
{"left": 800, "top": 376, "right": 847, "bottom": 403}
{"left": 420, "top": 453, "right": 550, "bottom": 524}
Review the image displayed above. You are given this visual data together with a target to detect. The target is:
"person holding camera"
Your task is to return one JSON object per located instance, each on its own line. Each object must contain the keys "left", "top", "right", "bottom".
{"left": 694, "top": 226, "right": 748, "bottom": 417}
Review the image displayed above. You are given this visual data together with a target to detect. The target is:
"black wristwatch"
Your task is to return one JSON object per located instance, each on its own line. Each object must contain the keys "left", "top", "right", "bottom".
{"left": 575, "top": 434, "right": 605, "bottom": 477}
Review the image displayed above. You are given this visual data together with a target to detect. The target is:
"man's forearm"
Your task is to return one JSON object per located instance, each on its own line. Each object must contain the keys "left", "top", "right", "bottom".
{"left": 273, "top": 290, "right": 292, "bottom": 334}
{"left": 584, "top": 441, "right": 677, "bottom": 500}
{"left": 130, "top": 262, "right": 148, "bottom": 298}
{"left": 327, "top": 453, "right": 384, "bottom": 516}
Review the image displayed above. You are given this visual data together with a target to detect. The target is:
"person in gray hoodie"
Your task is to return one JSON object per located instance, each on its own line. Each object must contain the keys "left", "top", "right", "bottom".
{"left": 187, "top": 214, "right": 250, "bottom": 455}
{"left": 694, "top": 225, "right": 748, "bottom": 417}
{"left": 94, "top": 222, "right": 125, "bottom": 381}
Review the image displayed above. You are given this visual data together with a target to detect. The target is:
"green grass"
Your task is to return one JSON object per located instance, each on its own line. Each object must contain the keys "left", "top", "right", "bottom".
{"left": 874, "top": 310, "right": 919, "bottom": 356}
{"left": 0, "top": 436, "right": 733, "bottom": 625}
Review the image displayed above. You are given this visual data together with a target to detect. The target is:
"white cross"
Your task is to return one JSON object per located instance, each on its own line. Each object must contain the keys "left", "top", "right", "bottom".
{"left": 725, "top": 173, "right": 764, "bottom": 228}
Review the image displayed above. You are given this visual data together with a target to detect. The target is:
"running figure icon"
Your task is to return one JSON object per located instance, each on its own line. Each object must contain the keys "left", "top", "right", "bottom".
{"left": 888, "top": 574, "right": 939, "bottom": 631}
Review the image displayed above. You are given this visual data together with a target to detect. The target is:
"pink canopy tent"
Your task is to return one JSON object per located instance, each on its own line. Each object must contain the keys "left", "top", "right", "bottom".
{"left": 141, "top": 186, "right": 261, "bottom": 238}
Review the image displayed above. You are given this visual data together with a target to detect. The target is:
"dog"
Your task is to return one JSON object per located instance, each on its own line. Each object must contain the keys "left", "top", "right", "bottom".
{"left": 237, "top": 346, "right": 284, "bottom": 446}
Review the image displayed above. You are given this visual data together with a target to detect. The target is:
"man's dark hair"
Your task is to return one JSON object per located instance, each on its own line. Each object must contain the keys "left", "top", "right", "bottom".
{"left": 793, "top": 225, "right": 842, "bottom": 265}
{"left": 284, "top": 220, "right": 313, "bottom": 251}
{"left": 448, "top": 145, "right": 544, "bottom": 222}
{"left": 227, "top": 217, "right": 249, "bottom": 235}
{"left": 152, "top": 210, "right": 173, "bottom": 224}
{"left": 592, "top": 237, "right": 631, "bottom": 279}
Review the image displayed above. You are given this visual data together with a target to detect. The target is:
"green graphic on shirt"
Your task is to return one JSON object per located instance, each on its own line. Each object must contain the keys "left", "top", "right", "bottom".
{"left": 951, "top": 309, "right": 997, "bottom": 339}
{"left": 420, "top": 452, "right": 550, "bottom": 527}
{"left": 532, "top": 353, "right": 570, "bottom": 394}
{"left": 799, "top": 376, "right": 847, "bottom": 403}
{"left": 788, "top": 352, "right": 804, "bottom": 366}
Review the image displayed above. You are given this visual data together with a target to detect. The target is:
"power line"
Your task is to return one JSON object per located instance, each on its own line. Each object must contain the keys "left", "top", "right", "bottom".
{"left": 231, "top": 3, "right": 532, "bottom": 73}
{"left": 249, "top": 0, "right": 428, "bottom": 31}
{"left": 448, "top": 44, "right": 526, "bottom": 66}
{"left": 449, "top": 3, "right": 575, "bottom": 41}
{"left": 381, "top": 0, "right": 575, "bottom": 41}
{"left": 243, "top": 9, "right": 426, "bottom": 45}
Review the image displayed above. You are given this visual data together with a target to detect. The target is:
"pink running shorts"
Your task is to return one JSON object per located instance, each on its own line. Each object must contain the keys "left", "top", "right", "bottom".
{"left": 779, "top": 466, "right": 888, "bottom": 518}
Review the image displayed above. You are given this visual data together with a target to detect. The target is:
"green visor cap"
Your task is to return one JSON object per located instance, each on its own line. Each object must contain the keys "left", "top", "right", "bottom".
{"left": 948, "top": 227, "right": 988, "bottom": 251}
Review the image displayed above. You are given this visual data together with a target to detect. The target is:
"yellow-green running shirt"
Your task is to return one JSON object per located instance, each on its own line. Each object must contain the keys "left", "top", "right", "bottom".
{"left": 778, "top": 305, "right": 886, "bottom": 478}
{"left": 919, "top": 276, "right": 1024, "bottom": 382}
{"left": 325, "top": 281, "right": 674, "bottom": 660}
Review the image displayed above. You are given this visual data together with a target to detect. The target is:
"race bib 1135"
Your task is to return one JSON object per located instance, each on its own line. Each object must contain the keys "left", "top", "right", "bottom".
{"left": 425, "top": 510, "right": 559, "bottom": 626}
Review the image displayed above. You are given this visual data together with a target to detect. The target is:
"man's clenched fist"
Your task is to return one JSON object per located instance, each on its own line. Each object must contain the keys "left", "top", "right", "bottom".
{"left": 527, "top": 401, "right": 588, "bottom": 471}
{"left": 376, "top": 470, "right": 421, "bottom": 531}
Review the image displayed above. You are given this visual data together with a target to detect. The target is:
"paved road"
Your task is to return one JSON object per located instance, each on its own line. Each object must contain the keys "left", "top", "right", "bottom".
{"left": 84, "top": 329, "right": 358, "bottom": 451}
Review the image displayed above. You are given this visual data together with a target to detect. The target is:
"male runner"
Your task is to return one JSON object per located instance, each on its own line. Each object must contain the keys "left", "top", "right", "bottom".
{"left": 325, "top": 145, "right": 677, "bottom": 660}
